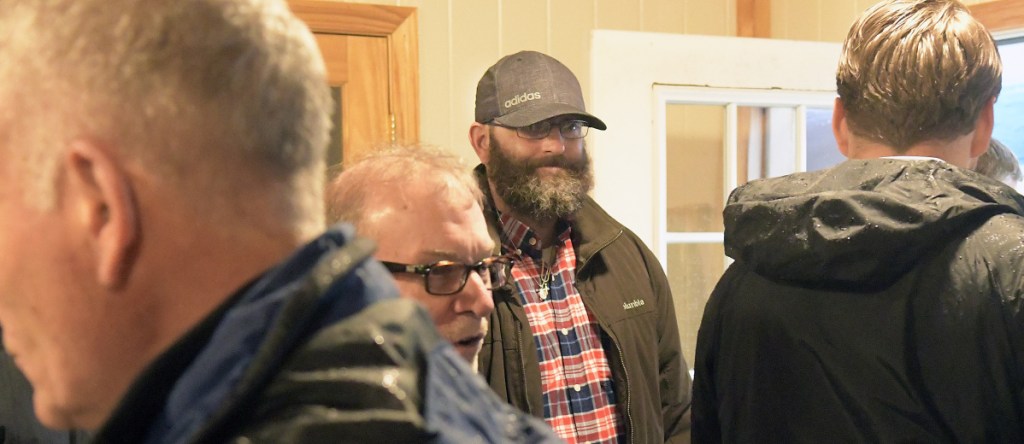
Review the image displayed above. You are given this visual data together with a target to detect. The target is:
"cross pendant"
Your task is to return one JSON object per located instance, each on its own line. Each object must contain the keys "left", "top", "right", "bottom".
{"left": 539, "top": 285, "right": 549, "bottom": 300}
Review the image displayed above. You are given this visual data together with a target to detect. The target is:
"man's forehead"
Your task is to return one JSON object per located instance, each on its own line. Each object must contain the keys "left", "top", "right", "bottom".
{"left": 414, "top": 236, "right": 494, "bottom": 263}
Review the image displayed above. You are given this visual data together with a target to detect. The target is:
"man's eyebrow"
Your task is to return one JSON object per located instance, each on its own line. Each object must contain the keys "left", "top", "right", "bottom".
{"left": 417, "top": 250, "right": 461, "bottom": 263}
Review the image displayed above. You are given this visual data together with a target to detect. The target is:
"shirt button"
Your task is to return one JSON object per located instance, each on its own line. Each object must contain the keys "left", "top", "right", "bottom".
{"left": 561, "top": 328, "right": 569, "bottom": 336}
{"left": 515, "top": 249, "right": 522, "bottom": 255}
{"left": 528, "top": 238, "right": 536, "bottom": 246}
{"left": 573, "top": 384, "right": 581, "bottom": 392}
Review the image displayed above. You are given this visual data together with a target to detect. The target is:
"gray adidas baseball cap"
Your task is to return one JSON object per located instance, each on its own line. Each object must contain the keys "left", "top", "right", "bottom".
{"left": 474, "top": 51, "right": 607, "bottom": 130}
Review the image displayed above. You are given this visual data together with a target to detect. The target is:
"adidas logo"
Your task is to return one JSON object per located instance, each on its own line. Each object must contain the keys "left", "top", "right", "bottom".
{"left": 504, "top": 91, "right": 541, "bottom": 109}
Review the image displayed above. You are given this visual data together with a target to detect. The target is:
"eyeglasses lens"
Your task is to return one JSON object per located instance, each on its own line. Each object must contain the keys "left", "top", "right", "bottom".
{"left": 515, "top": 120, "right": 589, "bottom": 140}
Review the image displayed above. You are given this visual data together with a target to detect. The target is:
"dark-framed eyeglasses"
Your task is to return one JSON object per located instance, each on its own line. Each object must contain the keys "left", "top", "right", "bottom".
{"left": 491, "top": 119, "right": 590, "bottom": 140}
{"left": 381, "top": 255, "right": 513, "bottom": 296}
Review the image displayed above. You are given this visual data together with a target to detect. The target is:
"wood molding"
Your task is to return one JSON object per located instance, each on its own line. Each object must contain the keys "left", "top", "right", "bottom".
{"left": 970, "top": 0, "right": 1024, "bottom": 33}
{"left": 737, "top": 0, "right": 771, "bottom": 38}
{"left": 289, "top": 1, "right": 420, "bottom": 145}
{"left": 343, "top": 36, "right": 390, "bottom": 159}
{"left": 289, "top": 1, "right": 414, "bottom": 36}
{"left": 388, "top": 9, "right": 419, "bottom": 145}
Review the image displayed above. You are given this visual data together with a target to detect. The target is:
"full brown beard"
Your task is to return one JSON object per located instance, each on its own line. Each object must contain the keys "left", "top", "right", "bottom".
{"left": 486, "top": 133, "right": 594, "bottom": 222}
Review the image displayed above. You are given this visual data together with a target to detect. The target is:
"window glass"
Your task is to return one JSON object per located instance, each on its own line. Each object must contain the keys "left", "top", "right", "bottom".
{"left": 666, "top": 104, "right": 725, "bottom": 233}
{"left": 994, "top": 38, "right": 1024, "bottom": 163}
{"left": 667, "top": 242, "right": 725, "bottom": 371}
{"left": 806, "top": 106, "right": 844, "bottom": 172}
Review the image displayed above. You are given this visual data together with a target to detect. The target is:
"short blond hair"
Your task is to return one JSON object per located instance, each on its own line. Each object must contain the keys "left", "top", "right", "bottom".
{"left": 326, "top": 145, "right": 482, "bottom": 235}
{"left": 0, "top": 0, "right": 331, "bottom": 235}
{"left": 836, "top": 0, "right": 1001, "bottom": 151}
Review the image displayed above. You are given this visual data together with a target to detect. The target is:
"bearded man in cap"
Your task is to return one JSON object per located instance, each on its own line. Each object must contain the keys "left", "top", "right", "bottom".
{"left": 468, "top": 50, "right": 692, "bottom": 443}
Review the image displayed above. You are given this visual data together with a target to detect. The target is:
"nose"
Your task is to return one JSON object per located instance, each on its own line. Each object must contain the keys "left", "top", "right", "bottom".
{"left": 540, "top": 127, "right": 566, "bottom": 154}
{"left": 453, "top": 270, "right": 494, "bottom": 318}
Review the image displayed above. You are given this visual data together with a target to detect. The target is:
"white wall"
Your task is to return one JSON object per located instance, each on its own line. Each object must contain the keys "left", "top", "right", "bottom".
{"left": 589, "top": 31, "right": 840, "bottom": 247}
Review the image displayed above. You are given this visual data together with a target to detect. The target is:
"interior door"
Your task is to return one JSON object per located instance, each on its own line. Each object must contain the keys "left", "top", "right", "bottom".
{"left": 289, "top": 1, "right": 419, "bottom": 171}
{"left": 315, "top": 34, "right": 390, "bottom": 170}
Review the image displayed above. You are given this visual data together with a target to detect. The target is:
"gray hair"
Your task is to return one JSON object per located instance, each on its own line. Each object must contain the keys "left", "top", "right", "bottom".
{"left": 975, "top": 138, "right": 1023, "bottom": 187}
{"left": 326, "top": 145, "right": 482, "bottom": 235}
{"left": 0, "top": 0, "right": 331, "bottom": 236}
{"left": 836, "top": 0, "right": 1002, "bottom": 151}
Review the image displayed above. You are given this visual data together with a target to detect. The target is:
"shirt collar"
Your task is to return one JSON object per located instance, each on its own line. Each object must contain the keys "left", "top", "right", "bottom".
{"left": 497, "top": 212, "right": 571, "bottom": 261}
{"left": 881, "top": 155, "right": 947, "bottom": 163}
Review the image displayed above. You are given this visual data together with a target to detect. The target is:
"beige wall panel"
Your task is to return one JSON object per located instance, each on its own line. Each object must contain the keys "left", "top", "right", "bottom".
{"left": 450, "top": 0, "right": 501, "bottom": 162}
{"left": 770, "top": 0, "right": 790, "bottom": 39}
{"left": 501, "top": 0, "right": 549, "bottom": 54}
{"left": 346, "top": 0, "right": 883, "bottom": 162}
{"left": 820, "top": 0, "right": 858, "bottom": 42}
{"left": 595, "top": 0, "right": 642, "bottom": 31}
{"left": 684, "top": 0, "right": 732, "bottom": 36}
{"left": 416, "top": 0, "right": 453, "bottom": 151}
{"left": 550, "top": 0, "right": 596, "bottom": 115}
{"left": 777, "top": 0, "right": 822, "bottom": 40}
{"left": 857, "top": 0, "right": 879, "bottom": 12}
{"left": 644, "top": 0, "right": 686, "bottom": 34}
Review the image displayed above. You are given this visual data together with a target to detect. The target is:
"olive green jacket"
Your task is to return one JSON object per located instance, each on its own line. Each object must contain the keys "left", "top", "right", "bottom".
{"left": 475, "top": 165, "right": 692, "bottom": 443}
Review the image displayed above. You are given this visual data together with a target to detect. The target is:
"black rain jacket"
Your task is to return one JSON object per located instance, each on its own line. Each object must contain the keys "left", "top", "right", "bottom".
{"left": 693, "top": 159, "right": 1024, "bottom": 443}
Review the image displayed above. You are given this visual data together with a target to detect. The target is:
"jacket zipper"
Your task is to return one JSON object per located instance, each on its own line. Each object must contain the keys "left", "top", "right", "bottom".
{"left": 576, "top": 229, "right": 634, "bottom": 442}
{"left": 514, "top": 318, "right": 534, "bottom": 414}
{"left": 617, "top": 342, "right": 634, "bottom": 443}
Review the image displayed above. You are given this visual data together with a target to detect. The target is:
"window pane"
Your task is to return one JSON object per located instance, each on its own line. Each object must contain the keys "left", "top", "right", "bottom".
{"left": 737, "top": 106, "right": 761, "bottom": 186}
{"left": 739, "top": 106, "right": 798, "bottom": 181}
{"left": 667, "top": 242, "right": 726, "bottom": 371}
{"left": 743, "top": 106, "right": 842, "bottom": 178}
{"left": 806, "top": 106, "right": 844, "bottom": 172}
{"left": 995, "top": 38, "right": 1024, "bottom": 163}
{"left": 666, "top": 104, "right": 725, "bottom": 233}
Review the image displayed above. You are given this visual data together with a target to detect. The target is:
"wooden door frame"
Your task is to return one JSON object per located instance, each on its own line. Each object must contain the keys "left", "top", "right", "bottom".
{"left": 288, "top": 1, "right": 419, "bottom": 144}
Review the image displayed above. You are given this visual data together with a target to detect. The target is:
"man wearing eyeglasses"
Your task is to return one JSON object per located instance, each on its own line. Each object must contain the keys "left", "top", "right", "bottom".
{"left": 468, "top": 51, "right": 692, "bottom": 443}
{"left": 327, "top": 145, "right": 509, "bottom": 367}
{"left": 326, "top": 144, "right": 562, "bottom": 441}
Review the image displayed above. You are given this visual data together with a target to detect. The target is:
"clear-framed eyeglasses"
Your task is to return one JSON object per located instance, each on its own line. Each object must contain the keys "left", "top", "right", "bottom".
{"left": 381, "top": 255, "right": 513, "bottom": 296}
{"left": 491, "top": 119, "right": 590, "bottom": 140}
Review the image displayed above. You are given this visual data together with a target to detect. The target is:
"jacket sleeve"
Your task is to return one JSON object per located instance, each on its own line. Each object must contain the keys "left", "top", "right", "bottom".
{"left": 229, "top": 300, "right": 439, "bottom": 444}
{"left": 237, "top": 407, "right": 433, "bottom": 444}
{"left": 641, "top": 242, "right": 693, "bottom": 443}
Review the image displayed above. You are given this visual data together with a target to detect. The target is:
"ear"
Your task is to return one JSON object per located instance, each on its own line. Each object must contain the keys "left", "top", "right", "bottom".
{"left": 832, "top": 97, "right": 851, "bottom": 158}
{"left": 65, "top": 140, "right": 139, "bottom": 289}
{"left": 468, "top": 122, "right": 491, "bottom": 164}
{"left": 969, "top": 97, "right": 996, "bottom": 160}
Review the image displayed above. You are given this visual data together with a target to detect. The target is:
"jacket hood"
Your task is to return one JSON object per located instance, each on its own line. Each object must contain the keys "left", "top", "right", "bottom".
{"left": 724, "top": 159, "right": 1024, "bottom": 290}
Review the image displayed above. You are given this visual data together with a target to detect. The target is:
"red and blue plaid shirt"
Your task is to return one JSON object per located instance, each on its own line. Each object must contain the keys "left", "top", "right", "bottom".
{"left": 499, "top": 213, "right": 623, "bottom": 443}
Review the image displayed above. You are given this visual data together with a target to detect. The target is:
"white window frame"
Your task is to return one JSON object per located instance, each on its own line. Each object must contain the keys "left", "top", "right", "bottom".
{"left": 588, "top": 30, "right": 840, "bottom": 263}
{"left": 653, "top": 86, "right": 835, "bottom": 266}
